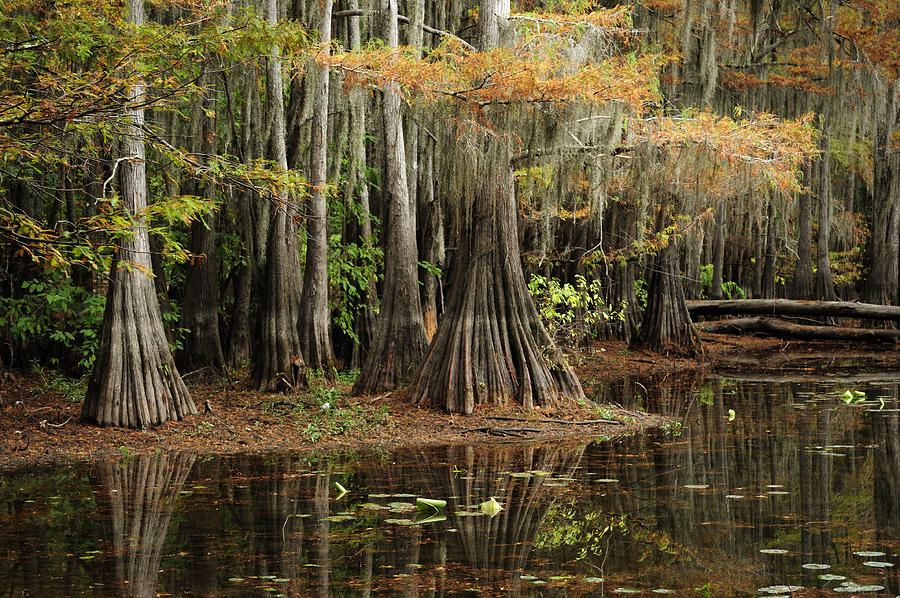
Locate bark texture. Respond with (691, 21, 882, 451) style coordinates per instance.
(352, 0, 428, 395)
(408, 166, 585, 413)
(298, 0, 337, 376)
(634, 234, 703, 356)
(82, 0, 196, 428)
(252, 0, 307, 392)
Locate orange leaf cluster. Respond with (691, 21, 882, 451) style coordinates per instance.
(639, 110, 819, 196)
(328, 41, 663, 115)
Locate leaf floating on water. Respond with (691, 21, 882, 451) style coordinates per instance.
(651, 590, 675, 594)
(759, 549, 790, 555)
(325, 514, 354, 522)
(684, 484, 709, 489)
(817, 574, 846, 581)
(479, 497, 503, 516)
(416, 497, 447, 511)
(853, 551, 886, 557)
(228, 577, 244, 582)
(383, 518, 412, 525)
(728, 409, 736, 421)
(78, 555, 95, 560)
(595, 478, 620, 483)
(801, 563, 830, 570)
(412, 512, 446, 525)
(613, 588, 640, 593)
(834, 583, 884, 592)
(862, 561, 894, 568)
(767, 491, 790, 495)
(584, 577, 604, 583)
(509, 472, 532, 478)
(725, 494, 744, 499)
(520, 575, 538, 580)
(758, 585, 803, 594)
(841, 389, 866, 404)
(334, 482, 348, 499)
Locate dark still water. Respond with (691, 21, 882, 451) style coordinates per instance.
(3, 374, 900, 597)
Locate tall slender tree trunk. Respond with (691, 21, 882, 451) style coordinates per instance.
(298, 0, 337, 377)
(814, 135, 836, 301)
(866, 80, 900, 305)
(419, 141, 443, 340)
(762, 201, 777, 298)
(352, 0, 428, 394)
(179, 71, 225, 374)
(711, 200, 726, 299)
(792, 171, 814, 299)
(82, 0, 196, 428)
(346, 0, 379, 370)
(252, 0, 307, 392)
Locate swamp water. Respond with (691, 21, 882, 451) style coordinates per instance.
(3, 373, 900, 596)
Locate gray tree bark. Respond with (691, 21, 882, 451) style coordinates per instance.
(298, 0, 337, 377)
(82, 0, 196, 428)
(352, 0, 428, 394)
(252, 0, 307, 392)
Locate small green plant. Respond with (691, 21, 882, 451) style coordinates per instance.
(699, 264, 746, 300)
(528, 274, 623, 347)
(32, 365, 87, 403)
(660, 420, 683, 437)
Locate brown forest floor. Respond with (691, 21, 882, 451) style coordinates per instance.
(2, 332, 898, 471)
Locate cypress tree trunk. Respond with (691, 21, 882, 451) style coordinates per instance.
(634, 213, 703, 356)
(711, 200, 726, 300)
(762, 201, 777, 298)
(179, 71, 225, 374)
(814, 131, 837, 301)
(409, 164, 585, 413)
(866, 81, 900, 305)
(792, 174, 814, 299)
(252, 0, 307, 392)
(82, 0, 196, 428)
(419, 141, 443, 340)
(346, 0, 379, 370)
(298, 0, 337, 376)
(352, 0, 428, 394)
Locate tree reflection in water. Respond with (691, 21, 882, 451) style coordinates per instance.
(90, 453, 195, 597)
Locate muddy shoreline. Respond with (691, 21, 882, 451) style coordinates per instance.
(2, 333, 896, 471)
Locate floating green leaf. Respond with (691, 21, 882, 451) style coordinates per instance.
(479, 497, 503, 516)
(416, 497, 447, 511)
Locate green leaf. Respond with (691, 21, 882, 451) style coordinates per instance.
(479, 497, 503, 516)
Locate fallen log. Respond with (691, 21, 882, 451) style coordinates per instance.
(686, 299, 900, 321)
(698, 317, 900, 343)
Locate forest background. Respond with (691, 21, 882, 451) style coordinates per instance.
(0, 0, 896, 427)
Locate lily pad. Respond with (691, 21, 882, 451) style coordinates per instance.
(801, 563, 830, 570)
(862, 561, 894, 568)
(479, 497, 503, 516)
(817, 574, 846, 581)
(759, 549, 790, 555)
(684, 484, 709, 489)
(853, 551, 886, 557)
